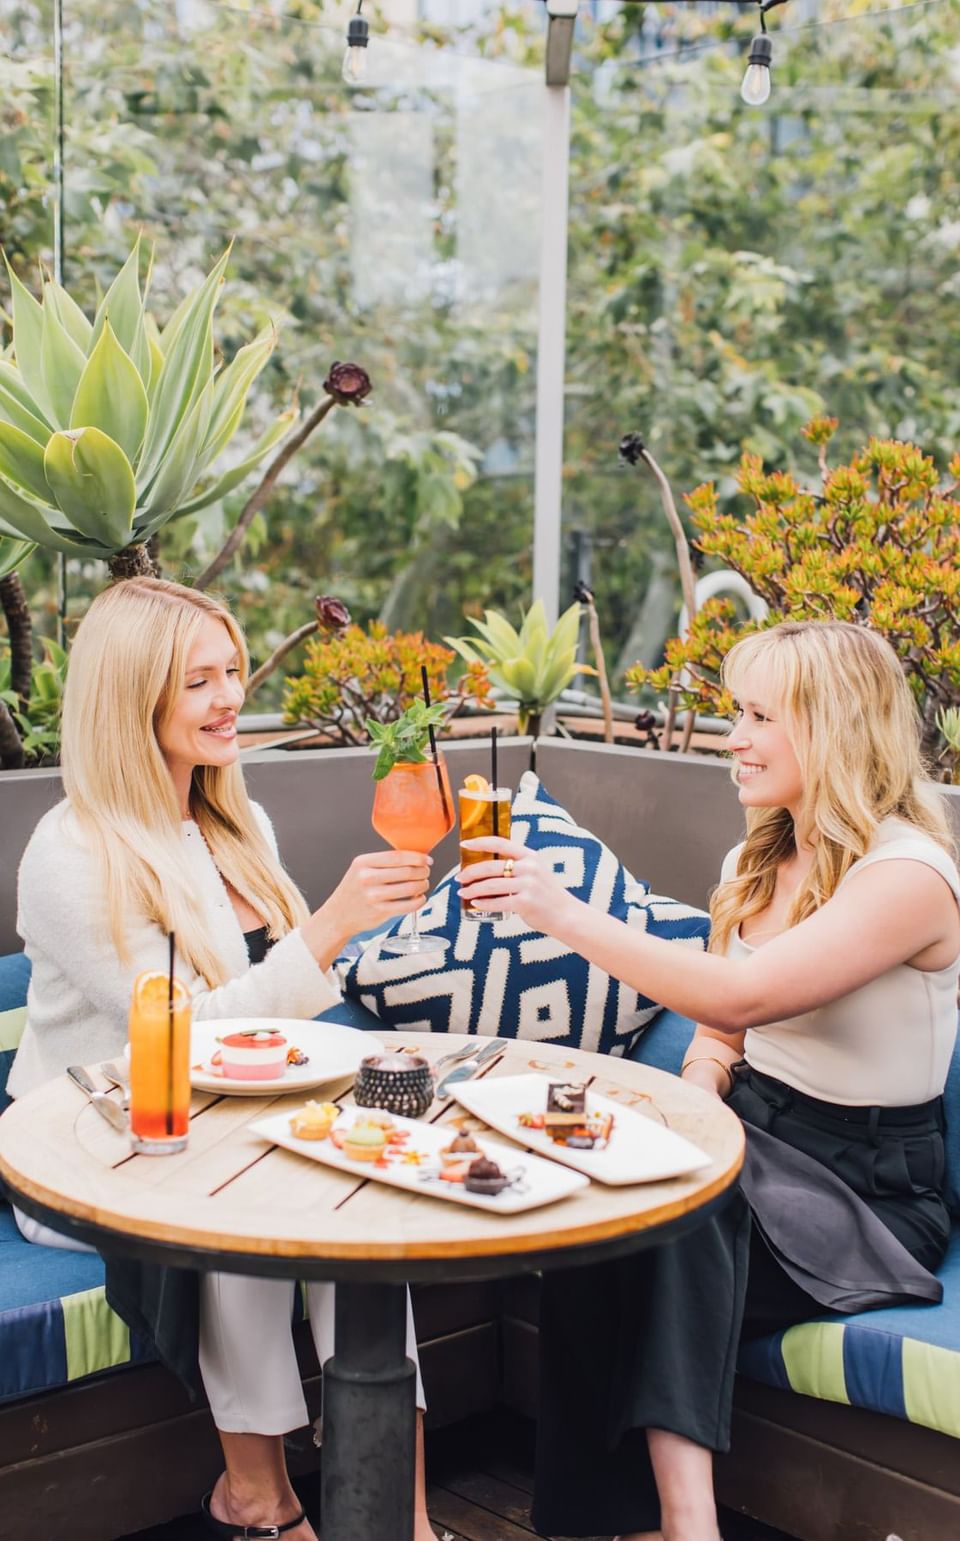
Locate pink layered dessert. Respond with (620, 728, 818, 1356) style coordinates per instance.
(219, 1029, 288, 1080)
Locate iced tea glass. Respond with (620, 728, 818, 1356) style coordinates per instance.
(372, 756, 455, 955)
(459, 784, 512, 922)
(128, 971, 192, 1154)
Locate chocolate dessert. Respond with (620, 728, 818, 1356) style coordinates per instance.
(441, 1131, 481, 1158)
(463, 1156, 510, 1195)
(544, 1082, 587, 1134)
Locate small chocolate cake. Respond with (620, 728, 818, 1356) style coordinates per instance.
(354, 1053, 434, 1118)
(545, 1081, 587, 1133)
(463, 1157, 510, 1196)
(441, 1131, 481, 1158)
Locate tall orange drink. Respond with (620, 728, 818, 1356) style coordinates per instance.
(459, 780, 512, 921)
(128, 971, 192, 1154)
(372, 756, 455, 955)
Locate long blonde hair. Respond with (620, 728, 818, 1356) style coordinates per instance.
(709, 620, 955, 955)
(61, 577, 309, 985)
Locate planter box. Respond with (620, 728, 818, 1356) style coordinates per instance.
(3, 738, 957, 955)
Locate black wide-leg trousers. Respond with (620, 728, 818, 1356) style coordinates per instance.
(530, 1070, 949, 1539)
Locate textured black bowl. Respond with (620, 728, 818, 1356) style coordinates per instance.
(353, 1053, 435, 1119)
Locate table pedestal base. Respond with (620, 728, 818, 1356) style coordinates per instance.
(321, 1282, 416, 1541)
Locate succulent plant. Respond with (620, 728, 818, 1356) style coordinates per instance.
(446, 599, 593, 735)
(0, 238, 293, 569)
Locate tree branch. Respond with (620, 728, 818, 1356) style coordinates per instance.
(0, 572, 33, 709)
(195, 396, 338, 591)
(0, 698, 24, 769)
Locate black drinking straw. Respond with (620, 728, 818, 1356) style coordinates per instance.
(166, 932, 176, 1138)
(491, 725, 499, 837)
(420, 665, 451, 824)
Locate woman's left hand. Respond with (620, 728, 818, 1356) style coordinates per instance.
(458, 835, 579, 937)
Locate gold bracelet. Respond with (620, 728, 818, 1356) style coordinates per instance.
(681, 1055, 735, 1091)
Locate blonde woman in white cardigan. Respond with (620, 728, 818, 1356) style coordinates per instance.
(11, 577, 437, 1541)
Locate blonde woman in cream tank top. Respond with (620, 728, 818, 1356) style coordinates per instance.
(459, 620, 960, 1541)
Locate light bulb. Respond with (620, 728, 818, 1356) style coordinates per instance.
(740, 34, 773, 106)
(342, 12, 369, 87)
(740, 63, 771, 105)
(342, 44, 368, 85)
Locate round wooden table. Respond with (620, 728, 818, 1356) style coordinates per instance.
(0, 1031, 744, 1541)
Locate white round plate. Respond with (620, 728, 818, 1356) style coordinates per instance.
(190, 1018, 384, 1096)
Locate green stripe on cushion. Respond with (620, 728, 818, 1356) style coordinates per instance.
(0, 1007, 26, 1053)
(902, 1338, 960, 1439)
(781, 1321, 850, 1405)
(62, 1286, 131, 1382)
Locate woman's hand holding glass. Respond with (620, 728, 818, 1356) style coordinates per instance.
(302, 849, 432, 965)
(457, 834, 578, 936)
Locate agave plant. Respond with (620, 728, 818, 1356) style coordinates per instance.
(446, 599, 593, 735)
(0, 239, 294, 572)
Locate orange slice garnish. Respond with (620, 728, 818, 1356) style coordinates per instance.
(460, 773, 492, 834)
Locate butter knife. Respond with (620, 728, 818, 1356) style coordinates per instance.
(435, 1039, 503, 1098)
(67, 1065, 129, 1134)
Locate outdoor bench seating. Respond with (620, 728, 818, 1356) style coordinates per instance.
(3, 937, 960, 1537)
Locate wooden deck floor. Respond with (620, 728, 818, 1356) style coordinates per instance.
(124, 1411, 796, 1541)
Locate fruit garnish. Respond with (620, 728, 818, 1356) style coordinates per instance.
(460, 773, 493, 833)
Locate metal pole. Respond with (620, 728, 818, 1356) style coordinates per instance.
(321, 1282, 416, 1541)
(531, 82, 571, 629)
(53, 0, 67, 643)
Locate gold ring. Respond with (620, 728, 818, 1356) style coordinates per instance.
(503, 858, 515, 880)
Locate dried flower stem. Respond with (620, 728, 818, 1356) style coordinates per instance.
(584, 597, 614, 744)
(195, 395, 337, 591)
(630, 444, 698, 752)
(245, 620, 319, 700)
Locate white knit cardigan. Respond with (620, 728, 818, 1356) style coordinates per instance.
(9, 799, 341, 1097)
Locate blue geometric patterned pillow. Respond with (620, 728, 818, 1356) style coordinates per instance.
(339, 772, 710, 1058)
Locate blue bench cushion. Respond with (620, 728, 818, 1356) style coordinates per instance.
(0, 952, 30, 1116)
(0, 1206, 155, 1403)
(739, 1224, 960, 1440)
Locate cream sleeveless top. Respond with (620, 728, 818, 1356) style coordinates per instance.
(721, 819, 960, 1107)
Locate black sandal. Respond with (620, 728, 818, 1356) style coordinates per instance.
(201, 1490, 307, 1540)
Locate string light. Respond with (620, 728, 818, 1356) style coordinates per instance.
(741, 0, 787, 107)
(741, 32, 773, 104)
(342, 0, 369, 86)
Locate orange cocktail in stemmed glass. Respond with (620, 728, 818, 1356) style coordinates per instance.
(372, 756, 455, 955)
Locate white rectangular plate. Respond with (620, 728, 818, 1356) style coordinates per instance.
(249, 1105, 590, 1214)
(451, 1073, 711, 1186)
(190, 1019, 384, 1096)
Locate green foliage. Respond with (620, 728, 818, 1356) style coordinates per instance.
(446, 599, 593, 733)
(282, 619, 492, 750)
(937, 707, 960, 784)
(0, 239, 290, 565)
(557, 0, 960, 677)
(5, 0, 960, 692)
(0, 633, 67, 764)
(366, 700, 450, 782)
(627, 423, 960, 758)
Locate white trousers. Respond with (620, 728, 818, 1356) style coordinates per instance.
(198, 1271, 426, 1436)
(13, 1205, 96, 1253)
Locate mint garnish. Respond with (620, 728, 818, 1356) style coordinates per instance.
(366, 701, 449, 781)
